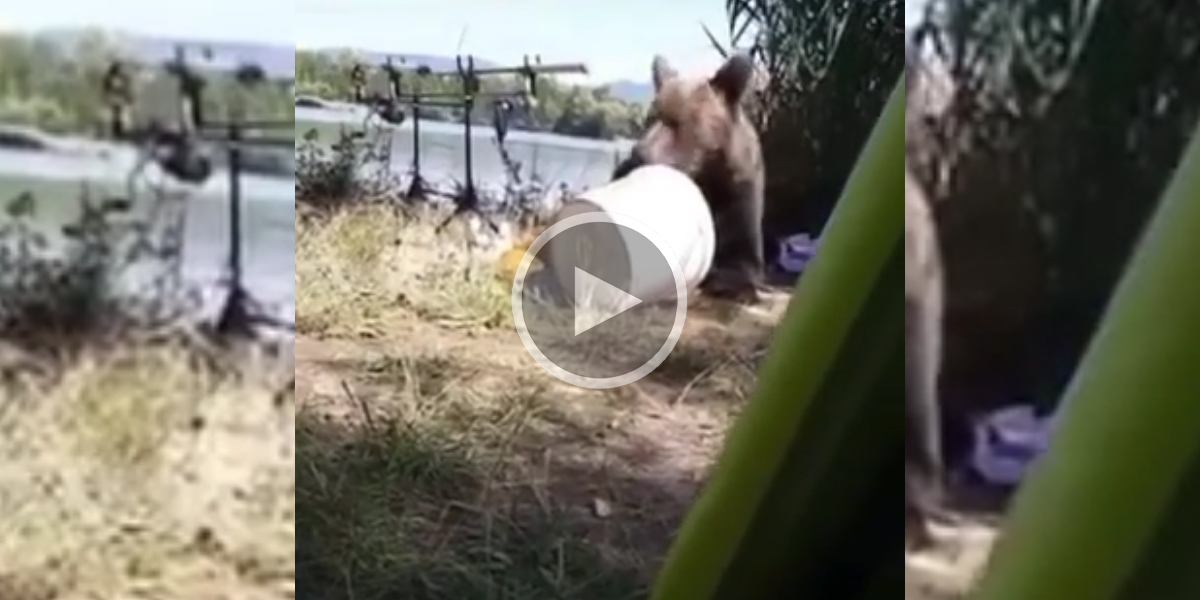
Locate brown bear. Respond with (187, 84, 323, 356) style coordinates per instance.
(905, 166, 946, 549)
(612, 53, 766, 303)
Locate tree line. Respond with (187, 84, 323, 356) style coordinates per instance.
(295, 49, 647, 141)
(0, 30, 292, 136)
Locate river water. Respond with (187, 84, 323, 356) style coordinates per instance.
(0, 109, 634, 333)
(0, 143, 295, 329)
(295, 105, 634, 196)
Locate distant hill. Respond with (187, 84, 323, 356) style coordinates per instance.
(603, 79, 654, 105)
(121, 34, 295, 80)
(37, 28, 295, 80)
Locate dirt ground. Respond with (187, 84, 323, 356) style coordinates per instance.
(294, 278, 781, 597)
(294, 204, 996, 599)
(906, 521, 998, 599)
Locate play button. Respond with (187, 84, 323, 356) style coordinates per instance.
(512, 209, 689, 389)
(573, 267, 643, 335)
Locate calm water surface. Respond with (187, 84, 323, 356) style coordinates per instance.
(295, 105, 633, 195)
(0, 109, 634, 331)
(0, 143, 294, 327)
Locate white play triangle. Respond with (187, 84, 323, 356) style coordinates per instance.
(574, 267, 643, 336)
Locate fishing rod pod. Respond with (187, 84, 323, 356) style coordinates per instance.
(99, 43, 295, 337)
(341, 52, 587, 225)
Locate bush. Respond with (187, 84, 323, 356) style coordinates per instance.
(295, 126, 403, 212)
(0, 187, 200, 356)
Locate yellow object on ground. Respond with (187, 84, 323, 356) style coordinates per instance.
(496, 230, 543, 288)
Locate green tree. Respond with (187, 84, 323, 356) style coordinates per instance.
(0, 30, 292, 135)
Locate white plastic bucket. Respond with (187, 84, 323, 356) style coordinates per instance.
(545, 165, 715, 305)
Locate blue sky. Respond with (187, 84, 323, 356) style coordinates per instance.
(2, 0, 734, 83)
(295, 0, 731, 82)
(906, 0, 929, 28)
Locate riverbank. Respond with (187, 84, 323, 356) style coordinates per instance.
(0, 173, 296, 598)
(0, 338, 294, 600)
(0, 148, 296, 334)
(295, 203, 788, 599)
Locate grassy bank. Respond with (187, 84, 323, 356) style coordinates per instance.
(295, 204, 781, 599)
(296, 204, 511, 337)
(0, 340, 294, 600)
(0, 183, 295, 599)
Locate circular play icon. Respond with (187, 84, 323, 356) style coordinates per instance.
(511, 210, 689, 389)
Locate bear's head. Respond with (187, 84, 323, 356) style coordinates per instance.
(616, 54, 760, 187)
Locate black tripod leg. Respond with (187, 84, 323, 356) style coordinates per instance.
(479, 211, 500, 234)
(434, 208, 462, 235)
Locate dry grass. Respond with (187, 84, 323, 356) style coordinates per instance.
(0, 341, 294, 600)
(296, 205, 512, 338)
(295, 204, 776, 600)
(905, 522, 998, 599)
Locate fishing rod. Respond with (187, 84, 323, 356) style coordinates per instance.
(345, 53, 587, 231)
(101, 44, 294, 338)
(351, 57, 471, 200)
(350, 57, 431, 199)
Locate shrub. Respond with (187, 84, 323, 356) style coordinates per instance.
(0, 187, 199, 355)
(295, 126, 403, 212)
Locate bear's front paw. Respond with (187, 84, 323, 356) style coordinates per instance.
(700, 270, 762, 305)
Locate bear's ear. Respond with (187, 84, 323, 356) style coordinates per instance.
(709, 54, 756, 106)
(651, 55, 678, 92)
